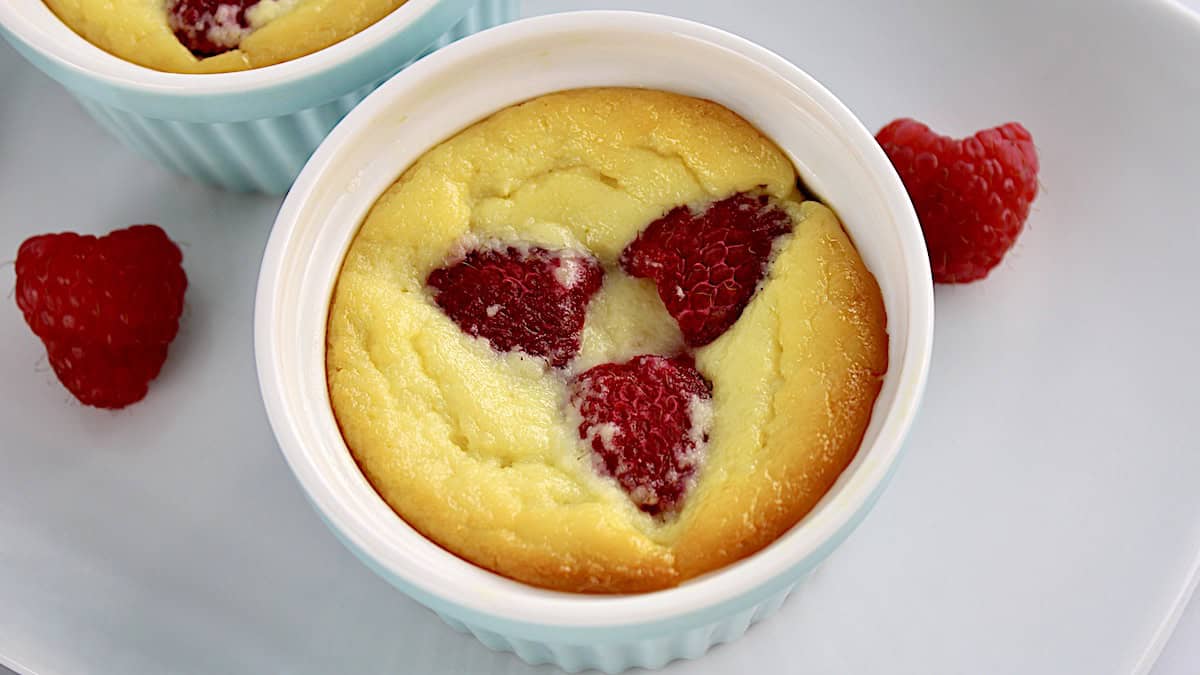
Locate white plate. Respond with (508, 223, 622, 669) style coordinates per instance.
(2, 1, 1198, 673)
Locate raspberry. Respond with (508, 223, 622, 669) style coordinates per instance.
(427, 244, 604, 368)
(621, 193, 792, 348)
(167, 0, 260, 56)
(15, 225, 188, 409)
(42, 340, 169, 411)
(876, 118, 1040, 283)
(569, 355, 713, 515)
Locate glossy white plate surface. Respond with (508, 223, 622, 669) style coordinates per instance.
(2, 1, 1198, 673)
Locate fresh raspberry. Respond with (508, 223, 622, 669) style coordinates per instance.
(569, 355, 713, 515)
(427, 244, 604, 368)
(621, 193, 793, 348)
(876, 118, 1040, 283)
(167, 0, 260, 56)
(15, 225, 188, 409)
(41, 340, 170, 411)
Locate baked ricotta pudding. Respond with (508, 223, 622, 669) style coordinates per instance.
(327, 88, 889, 593)
(43, 0, 408, 73)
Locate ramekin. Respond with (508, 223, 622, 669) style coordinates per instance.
(0, 0, 518, 194)
(255, 11, 935, 673)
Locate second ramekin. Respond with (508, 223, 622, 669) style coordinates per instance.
(0, 0, 518, 194)
(255, 11, 935, 673)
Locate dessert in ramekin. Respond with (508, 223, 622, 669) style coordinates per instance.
(0, 0, 517, 193)
(257, 12, 933, 672)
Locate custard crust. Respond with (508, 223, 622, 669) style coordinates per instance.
(44, 0, 407, 73)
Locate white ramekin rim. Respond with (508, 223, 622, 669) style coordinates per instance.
(0, 0, 458, 94)
(255, 10, 934, 631)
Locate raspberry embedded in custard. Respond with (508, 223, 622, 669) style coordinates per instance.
(427, 243, 604, 368)
(168, 0, 260, 57)
(569, 355, 714, 515)
(621, 192, 793, 348)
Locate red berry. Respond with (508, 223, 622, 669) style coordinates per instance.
(15, 225, 188, 409)
(876, 118, 1040, 283)
(167, 0, 260, 56)
(621, 193, 792, 347)
(569, 355, 713, 515)
(42, 340, 169, 411)
(427, 244, 604, 368)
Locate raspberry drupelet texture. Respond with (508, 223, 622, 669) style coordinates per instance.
(427, 244, 604, 368)
(876, 118, 1039, 283)
(168, 0, 261, 56)
(15, 225, 188, 409)
(621, 193, 793, 347)
(569, 354, 714, 515)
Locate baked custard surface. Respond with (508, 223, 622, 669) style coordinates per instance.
(44, 0, 407, 73)
(327, 88, 889, 593)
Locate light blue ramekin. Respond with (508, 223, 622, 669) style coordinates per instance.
(255, 11, 935, 673)
(0, 0, 519, 194)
